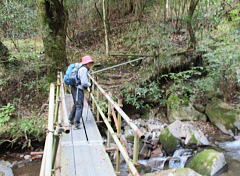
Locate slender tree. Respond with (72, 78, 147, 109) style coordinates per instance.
(103, 0, 109, 56)
(37, 0, 68, 80)
(187, 0, 200, 49)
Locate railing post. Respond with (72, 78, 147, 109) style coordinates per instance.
(59, 72, 70, 133)
(52, 73, 61, 169)
(133, 133, 140, 164)
(54, 73, 61, 123)
(116, 98, 122, 174)
(51, 134, 60, 168)
(92, 79, 95, 114)
(107, 92, 112, 148)
(96, 88, 100, 122)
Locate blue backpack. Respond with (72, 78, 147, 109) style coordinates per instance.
(64, 63, 82, 86)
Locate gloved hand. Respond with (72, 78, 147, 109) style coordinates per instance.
(89, 79, 93, 87)
(87, 87, 91, 93)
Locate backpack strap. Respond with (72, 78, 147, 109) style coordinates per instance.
(74, 63, 83, 86)
(82, 64, 88, 70)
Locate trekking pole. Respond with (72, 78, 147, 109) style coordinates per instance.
(86, 87, 91, 121)
(76, 88, 88, 141)
(82, 95, 89, 141)
(81, 114, 88, 141)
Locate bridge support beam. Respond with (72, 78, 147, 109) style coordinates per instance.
(116, 99, 122, 173)
(96, 88, 100, 122)
(133, 134, 140, 164)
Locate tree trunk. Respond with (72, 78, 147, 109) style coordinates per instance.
(163, 0, 167, 23)
(0, 40, 10, 67)
(187, 0, 199, 49)
(135, 0, 142, 17)
(37, 0, 68, 80)
(102, 0, 109, 56)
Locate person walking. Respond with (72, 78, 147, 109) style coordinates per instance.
(68, 55, 94, 129)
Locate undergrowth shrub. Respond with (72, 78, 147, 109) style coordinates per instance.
(0, 103, 15, 127)
(122, 81, 163, 109)
(0, 115, 45, 148)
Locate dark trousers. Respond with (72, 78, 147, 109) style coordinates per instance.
(68, 86, 84, 125)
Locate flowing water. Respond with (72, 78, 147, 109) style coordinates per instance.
(138, 148, 193, 172)
(120, 142, 240, 176)
(2, 140, 240, 176)
(216, 139, 240, 176)
(0, 156, 41, 176)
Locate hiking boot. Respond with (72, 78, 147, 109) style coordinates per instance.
(68, 120, 74, 125)
(74, 124, 81, 130)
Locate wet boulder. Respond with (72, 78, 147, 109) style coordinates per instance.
(159, 127, 180, 154)
(143, 168, 201, 176)
(187, 149, 226, 176)
(206, 99, 240, 136)
(159, 121, 209, 154)
(0, 160, 13, 176)
(136, 163, 152, 175)
(167, 94, 207, 122)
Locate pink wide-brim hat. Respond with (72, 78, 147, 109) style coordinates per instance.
(81, 55, 94, 65)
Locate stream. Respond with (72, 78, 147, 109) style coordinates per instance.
(134, 139, 240, 176)
(216, 139, 240, 176)
(0, 155, 41, 176)
(115, 118, 240, 176)
(1, 140, 240, 176)
(1, 133, 240, 175)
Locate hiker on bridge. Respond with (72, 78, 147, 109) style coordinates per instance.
(66, 55, 94, 129)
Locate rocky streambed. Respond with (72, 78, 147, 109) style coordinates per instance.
(119, 115, 240, 176)
(1, 98, 240, 176)
(0, 153, 41, 176)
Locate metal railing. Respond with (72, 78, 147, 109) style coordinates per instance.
(40, 72, 144, 176)
(40, 72, 70, 176)
(88, 74, 144, 176)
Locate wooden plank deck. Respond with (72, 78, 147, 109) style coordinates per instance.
(59, 94, 116, 176)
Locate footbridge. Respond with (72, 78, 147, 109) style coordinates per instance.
(39, 72, 144, 176)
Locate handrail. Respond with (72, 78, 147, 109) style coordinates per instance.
(88, 74, 145, 176)
(89, 74, 144, 139)
(40, 83, 55, 176)
(59, 72, 70, 133)
(40, 72, 144, 176)
(90, 93, 140, 176)
(40, 73, 70, 176)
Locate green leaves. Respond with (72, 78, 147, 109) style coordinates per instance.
(0, 1, 38, 39)
(98, 100, 108, 114)
(123, 81, 163, 109)
(229, 3, 240, 22)
(162, 67, 203, 82)
(0, 103, 15, 127)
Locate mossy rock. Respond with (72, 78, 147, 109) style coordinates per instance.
(167, 94, 206, 122)
(206, 99, 240, 135)
(187, 149, 226, 176)
(136, 164, 152, 175)
(159, 127, 179, 154)
(143, 168, 201, 176)
(187, 130, 201, 145)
